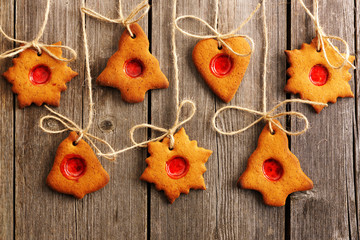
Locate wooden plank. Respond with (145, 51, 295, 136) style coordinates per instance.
(150, 0, 286, 239)
(14, 0, 83, 239)
(289, 0, 358, 239)
(76, 0, 148, 239)
(0, 0, 14, 239)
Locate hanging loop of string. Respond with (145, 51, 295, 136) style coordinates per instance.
(81, 0, 150, 37)
(298, 0, 355, 69)
(212, 99, 327, 136)
(39, 0, 116, 161)
(0, 0, 77, 62)
(98, 100, 196, 158)
(174, 2, 261, 57)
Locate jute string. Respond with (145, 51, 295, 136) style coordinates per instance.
(212, 0, 327, 136)
(174, 2, 260, 57)
(0, 0, 77, 62)
(80, 0, 150, 38)
(98, 0, 197, 158)
(39, 0, 116, 161)
(298, 0, 355, 69)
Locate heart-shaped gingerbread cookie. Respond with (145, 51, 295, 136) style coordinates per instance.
(192, 37, 251, 103)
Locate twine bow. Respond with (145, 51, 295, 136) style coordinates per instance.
(298, 0, 355, 69)
(0, 0, 77, 62)
(81, 0, 150, 37)
(174, 3, 261, 57)
(212, 99, 328, 136)
(99, 100, 196, 158)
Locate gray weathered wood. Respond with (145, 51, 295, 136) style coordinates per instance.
(0, 0, 14, 239)
(150, 0, 286, 239)
(290, 0, 358, 239)
(77, 0, 148, 239)
(14, 0, 83, 239)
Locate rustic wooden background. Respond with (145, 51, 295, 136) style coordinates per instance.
(0, 0, 358, 239)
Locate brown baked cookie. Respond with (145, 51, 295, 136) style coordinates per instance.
(2, 42, 78, 108)
(285, 37, 355, 113)
(238, 120, 313, 207)
(140, 128, 212, 203)
(192, 37, 251, 103)
(97, 23, 169, 103)
(47, 131, 110, 199)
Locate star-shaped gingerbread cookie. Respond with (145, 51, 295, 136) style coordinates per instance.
(285, 37, 355, 113)
(238, 120, 313, 207)
(97, 23, 169, 103)
(140, 128, 212, 203)
(2, 42, 78, 108)
(47, 132, 110, 199)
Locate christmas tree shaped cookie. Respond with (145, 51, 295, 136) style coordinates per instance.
(47, 132, 110, 199)
(285, 37, 355, 113)
(140, 128, 212, 203)
(238, 121, 313, 207)
(192, 37, 251, 103)
(2, 42, 78, 108)
(97, 23, 169, 103)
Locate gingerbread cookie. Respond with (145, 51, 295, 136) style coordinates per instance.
(140, 128, 212, 203)
(238, 120, 313, 207)
(285, 37, 355, 113)
(192, 37, 251, 103)
(47, 131, 110, 199)
(97, 23, 169, 103)
(2, 42, 78, 108)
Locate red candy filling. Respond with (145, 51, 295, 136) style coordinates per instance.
(309, 64, 329, 86)
(210, 54, 233, 77)
(60, 154, 86, 180)
(165, 157, 189, 179)
(29, 65, 51, 85)
(262, 159, 283, 181)
(124, 59, 144, 78)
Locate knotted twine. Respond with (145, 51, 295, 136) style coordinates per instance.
(98, 0, 198, 159)
(0, 0, 77, 62)
(81, 0, 150, 38)
(212, 0, 327, 136)
(174, 0, 261, 57)
(39, 0, 116, 161)
(298, 0, 355, 69)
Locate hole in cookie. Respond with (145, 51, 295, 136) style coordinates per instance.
(29, 64, 51, 85)
(210, 54, 233, 77)
(165, 156, 189, 179)
(262, 159, 283, 181)
(218, 45, 223, 50)
(131, 34, 136, 39)
(124, 59, 144, 78)
(72, 141, 78, 146)
(309, 64, 328, 86)
(37, 52, 42, 56)
(60, 154, 86, 180)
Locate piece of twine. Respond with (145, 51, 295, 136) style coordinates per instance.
(80, 0, 150, 38)
(298, 0, 355, 69)
(39, 0, 116, 161)
(174, 0, 261, 57)
(0, 0, 76, 62)
(212, 0, 327, 136)
(98, 0, 197, 158)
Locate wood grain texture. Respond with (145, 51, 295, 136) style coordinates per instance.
(77, 0, 148, 239)
(150, 0, 286, 239)
(0, 0, 14, 239)
(289, 0, 358, 239)
(14, 0, 83, 239)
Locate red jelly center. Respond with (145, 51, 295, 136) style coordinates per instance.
(309, 64, 329, 86)
(210, 54, 233, 77)
(124, 59, 144, 78)
(29, 65, 51, 85)
(165, 157, 189, 179)
(60, 154, 86, 180)
(262, 159, 283, 181)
